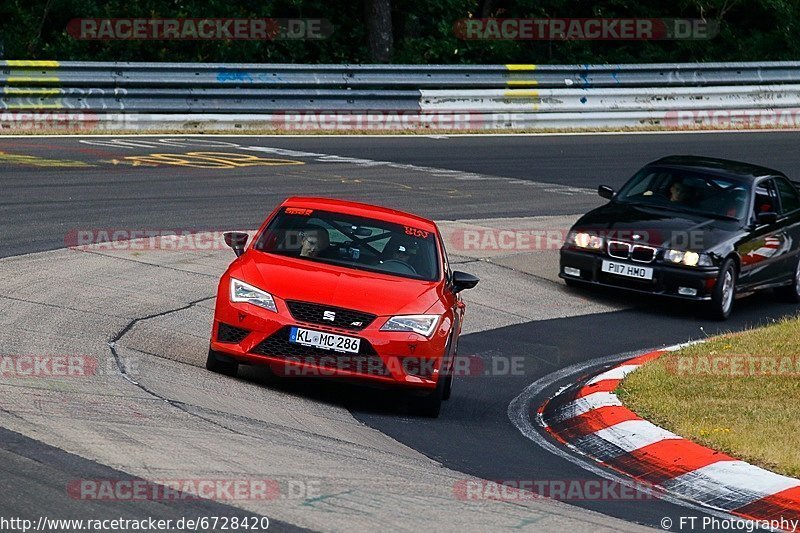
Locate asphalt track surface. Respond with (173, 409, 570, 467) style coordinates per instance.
(6, 131, 800, 258)
(2, 131, 800, 531)
(0, 427, 303, 532)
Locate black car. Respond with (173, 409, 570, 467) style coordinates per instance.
(560, 156, 800, 319)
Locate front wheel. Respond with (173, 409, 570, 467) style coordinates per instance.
(206, 348, 239, 377)
(409, 378, 445, 417)
(776, 255, 800, 303)
(442, 373, 453, 401)
(707, 259, 736, 320)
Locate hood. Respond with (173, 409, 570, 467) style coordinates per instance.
(573, 202, 741, 251)
(234, 251, 441, 316)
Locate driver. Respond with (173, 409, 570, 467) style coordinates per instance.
(386, 235, 417, 263)
(299, 225, 330, 257)
(669, 180, 689, 203)
(392, 244, 412, 262)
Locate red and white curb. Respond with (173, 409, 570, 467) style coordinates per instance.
(539, 347, 800, 528)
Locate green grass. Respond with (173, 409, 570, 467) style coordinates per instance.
(617, 317, 800, 477)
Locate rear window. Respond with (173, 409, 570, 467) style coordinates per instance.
(254, 208, 440, 281)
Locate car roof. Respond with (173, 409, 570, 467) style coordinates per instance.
(647, 155, 785, 182)
(281, 197, 438, 232)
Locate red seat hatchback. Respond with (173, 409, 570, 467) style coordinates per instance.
(208, 197, 479, 417)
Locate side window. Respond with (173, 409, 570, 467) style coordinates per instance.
(625, 172, 659, 196)
(752, 179, 779, 219)
(775, 177, 800, 214)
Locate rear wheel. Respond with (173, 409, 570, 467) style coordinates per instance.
(707, 259, 736, 320)
(206, 348, 239, 377)
(776, 255, 800, 303)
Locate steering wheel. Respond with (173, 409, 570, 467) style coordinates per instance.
(380, 259, 417, 275)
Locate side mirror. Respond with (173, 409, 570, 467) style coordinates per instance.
(452, 270, 479, 293)
(598, 185, 615, 200)
(224, 231, 249, 257)
(756, 211, 779, 226)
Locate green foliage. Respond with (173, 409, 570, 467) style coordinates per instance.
(1, 0, 799, 63)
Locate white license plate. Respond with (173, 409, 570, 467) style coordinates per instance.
(601, 260, 654, 280)
(289, 327, 361, 354)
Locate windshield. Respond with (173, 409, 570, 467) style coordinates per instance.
(254, 207, 440, 281)
(615, 167, 749, 220)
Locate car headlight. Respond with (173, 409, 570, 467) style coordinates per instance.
(568, 231, 603, 250)
(380, 315, 440, 337)
(664, 250, 713, 267)
(229, 278, 277, 312)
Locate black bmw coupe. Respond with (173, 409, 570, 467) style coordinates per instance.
(560, 156, 800, 319)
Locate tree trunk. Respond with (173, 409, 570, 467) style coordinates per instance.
(364, 0, 393, 62)
(479, 0, 494, 18)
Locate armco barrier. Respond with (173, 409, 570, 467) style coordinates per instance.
(3, 60, 800, 130)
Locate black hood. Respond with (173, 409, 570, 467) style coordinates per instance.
(572, 202, 742, 251)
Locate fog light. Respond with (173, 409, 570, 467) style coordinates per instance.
(678, 287, 698, 296)
(564, 267, 581, 277)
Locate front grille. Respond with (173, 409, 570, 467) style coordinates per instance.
(251, 326, 390, 376)
(630, 245, 656, 263)
(607, 241, 630, 259)
(286, 301, 376, 331)
(607, 240, 657, 263)
(217, 323, 251, 344)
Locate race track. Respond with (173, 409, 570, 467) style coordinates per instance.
(2, 131, 798, 532)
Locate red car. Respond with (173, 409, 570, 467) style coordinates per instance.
(208, 197, 479, 416)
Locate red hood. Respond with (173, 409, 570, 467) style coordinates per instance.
(234, 252, 442, 316)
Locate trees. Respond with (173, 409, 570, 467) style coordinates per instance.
(0, 0, 798, 64)
(364, 0, 394, 62)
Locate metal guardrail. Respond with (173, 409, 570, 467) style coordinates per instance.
(3, 60, 800, 130)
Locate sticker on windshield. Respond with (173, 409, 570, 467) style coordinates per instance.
(404, 226, 430, 239)
(285, 207, 314, 216)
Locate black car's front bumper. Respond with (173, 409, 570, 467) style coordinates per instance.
(559, 248, 719, 301)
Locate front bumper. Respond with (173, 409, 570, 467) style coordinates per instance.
(210, 294, 447, 391)
(559, 248, 719, 301)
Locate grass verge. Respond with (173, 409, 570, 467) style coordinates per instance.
(617, 316, 800, 478)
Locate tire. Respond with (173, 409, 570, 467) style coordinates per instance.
(776, 255, 800, 303)
(442, 373, 453, 401)
(707, 259, 737, 320)
(206, 348, 239, 377)
(409, 379, 445, 418)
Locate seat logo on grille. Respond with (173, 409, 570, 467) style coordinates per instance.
(323, 311, 336, 321)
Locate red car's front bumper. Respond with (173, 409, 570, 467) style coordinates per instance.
(210, 289, 450, 391)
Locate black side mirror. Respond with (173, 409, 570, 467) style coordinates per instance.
(598, 185, 615, 200)
(452, 270, 479, 293)
(224, 231, 249, 257)
(756, 211, 779, 226)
